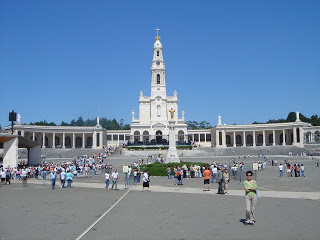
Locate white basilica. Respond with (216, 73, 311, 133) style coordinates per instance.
(130, 33, 188, 145)
(2, 32, 320, 151)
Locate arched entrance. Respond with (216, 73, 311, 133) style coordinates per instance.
(315, 131, 320, 143)
(178, 130, 184, 143)
(65, 137, 71, 148)
(87, 137, 92, 148)
(143, 131, 149, 143)
(55, 136, 60, 147)
(236, 135, 242, 146)
(246, 135, 253, 146)
(76, 137, 82, 148)
(269, 134, 273, 145)
(226, 135, 231, 146)
(156, 130, 162, 144)
(134, 131, 140, 142)
(257, 134, 263, 145)
(280, 133, 286, 145)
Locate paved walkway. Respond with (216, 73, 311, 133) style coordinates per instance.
(27, 179, 320, 201)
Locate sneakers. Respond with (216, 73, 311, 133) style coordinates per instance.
(245, 220, 254, 225)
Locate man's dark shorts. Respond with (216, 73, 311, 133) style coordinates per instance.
(204, 179, 210, 184)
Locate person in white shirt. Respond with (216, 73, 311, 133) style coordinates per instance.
(301, 164, 305, 177)
(1, 170, 6, 185)
(142, 170, 150, 191)
(111, 169, 119, 190)
(105, 170, 110, 191)
(60, 169, 66, 188)
(279, 164, 284, 177)
(212, 166, 218, 183)
(20, 168, 28, 184)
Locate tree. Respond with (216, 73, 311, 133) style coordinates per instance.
(60, 121, 68, 126)
(186, 120, 212, 129)
(30, 120, 56, 126)
(76, 117, 84, 126)
(286, 112, 296, 122)
(311, 115, 320, 126)
(70, 119, 76, 126)
(252, 112, 320, 126)
(199, 121, 212, 129)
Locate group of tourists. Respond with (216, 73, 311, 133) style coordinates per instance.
(279, 160, 305, 177)
(104, 168, 120, 191)
(0, 152, 115, 190)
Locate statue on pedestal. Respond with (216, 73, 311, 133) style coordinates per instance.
(296, 111, 301, 122)
(169, 108, 175, 120)
(17, 114, 21, 124)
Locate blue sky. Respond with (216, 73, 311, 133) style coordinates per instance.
(1, 0, 319, 128)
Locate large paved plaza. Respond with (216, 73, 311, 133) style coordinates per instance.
(1, 153, 320, 240)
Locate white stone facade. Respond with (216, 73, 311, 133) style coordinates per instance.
(130, 34, 188, 144)
(211, 114, 319, 148)
(9, 124, 107, 149)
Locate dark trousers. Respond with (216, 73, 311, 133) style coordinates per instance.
(218, 179, 224, 194)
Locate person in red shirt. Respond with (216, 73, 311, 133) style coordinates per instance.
(203, 166, 212, 191)
(176, 168, 182, 185)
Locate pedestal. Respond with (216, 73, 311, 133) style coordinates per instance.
(166, 120, 180, 163)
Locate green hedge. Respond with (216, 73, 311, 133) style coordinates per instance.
(137, 162, 207, 176)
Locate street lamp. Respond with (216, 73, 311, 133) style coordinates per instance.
(9, 110, 17, 135)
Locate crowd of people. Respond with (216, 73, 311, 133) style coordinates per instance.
(0, 153, 113, 188)
(279, 160, 305, 177)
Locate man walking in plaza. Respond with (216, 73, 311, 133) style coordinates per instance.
(216, 167, 224, 194)
(49, 171, 57, 190)
(166, 166, 172, 179)
(60, 169, 66, 188)
(41, 167, 47, 184)
(111, 169, 119, 190)
(203, 166, 212, 191)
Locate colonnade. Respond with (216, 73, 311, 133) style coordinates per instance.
(215, 127, 303, 148)
(18, 130, 104, 149)
(189, 133, 212, 146)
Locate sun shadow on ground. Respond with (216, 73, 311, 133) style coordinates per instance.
(239, 219, 247, 225)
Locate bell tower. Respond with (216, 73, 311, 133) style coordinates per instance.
(151, 28, 166, 98)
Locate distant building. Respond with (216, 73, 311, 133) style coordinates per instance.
(4, 34, 320, 149)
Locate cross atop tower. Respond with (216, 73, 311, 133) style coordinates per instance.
(155, 28, 160, 36)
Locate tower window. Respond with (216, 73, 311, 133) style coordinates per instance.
(157, 74, 160, 84)
(157, 51, 159, 56)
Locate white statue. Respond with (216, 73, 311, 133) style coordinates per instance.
(218, 115, 222, 125)
(17, 114, 21, 124)
(174, 90, 177, 97)
(140, 91, 143, 97)
(182, 110, 185, 120)
(97, 116, 100, 126)
(132, 110, 135, 119)
(296, 111, 301, 122)
(157, 105, 161, 117)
